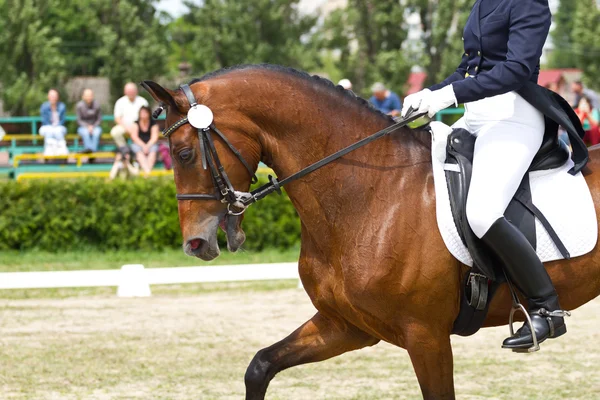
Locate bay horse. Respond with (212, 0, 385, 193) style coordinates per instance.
(143, 64, 600, 400)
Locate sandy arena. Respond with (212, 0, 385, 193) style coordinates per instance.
(1, 285, 599, 399)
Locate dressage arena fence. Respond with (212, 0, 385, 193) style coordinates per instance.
(0, 263, 301, 297)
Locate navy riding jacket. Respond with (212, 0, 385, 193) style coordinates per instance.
(430, 0, 552, 104)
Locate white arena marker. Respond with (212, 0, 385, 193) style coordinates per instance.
(117, 264, 151, 298)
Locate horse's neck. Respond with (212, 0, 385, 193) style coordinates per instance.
(258, 97, 431, 244)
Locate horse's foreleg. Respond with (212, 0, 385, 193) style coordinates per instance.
(244, 311, 379, 400)
(405, 325, 455, 400)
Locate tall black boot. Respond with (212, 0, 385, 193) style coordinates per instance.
(481, 218, 569, 350)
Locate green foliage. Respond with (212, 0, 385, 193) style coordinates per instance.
(314, 0, 471, 96)
(0, 177, 300, 252)
(0, 0, 67, 115)
(168, 0, 318, 75)
(0, 0, 168, 115)
(573, 0, 600, 88)
(406, 0, 472, 87)
(93, 0, 169, 98)
(549, 0, 578, 69)
(314, 0, 411, 95)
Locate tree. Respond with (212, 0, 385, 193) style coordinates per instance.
(0, 0, 169, 115)
(548, 0, 578, 68)
(315, 0, 471, 96)
(93, 0, 169, 98)
(168, 0, 318, 77)
(0, 0, 67, 115)
(572, 0, 600, 88)
(406, 0, 472, 87)
(315, 0, 411, 95)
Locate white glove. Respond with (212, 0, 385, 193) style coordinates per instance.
(402, 85, 458, 119)
(401, 89, 431, 118)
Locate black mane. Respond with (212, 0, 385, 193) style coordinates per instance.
(188, 64, 395, 123)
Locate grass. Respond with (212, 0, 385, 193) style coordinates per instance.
(0, 247, 300, 272)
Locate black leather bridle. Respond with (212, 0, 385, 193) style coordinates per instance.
(156, 84, 260, 215)
(145, 82, 425, 216)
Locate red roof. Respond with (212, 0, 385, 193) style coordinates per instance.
(537, 68, 580, 87)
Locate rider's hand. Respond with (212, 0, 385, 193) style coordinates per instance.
(424, 85, 458, 118)
(402, 86, 457, 119)
(401, 89, 431, 118)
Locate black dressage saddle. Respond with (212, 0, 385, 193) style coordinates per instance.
(444, 123, 571, 336)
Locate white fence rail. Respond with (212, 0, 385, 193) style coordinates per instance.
(0, 263, 300, 297)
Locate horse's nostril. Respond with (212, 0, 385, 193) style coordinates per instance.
(189, 239, 203, 250)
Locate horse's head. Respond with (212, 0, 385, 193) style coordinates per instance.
(142, 80, 262, 260)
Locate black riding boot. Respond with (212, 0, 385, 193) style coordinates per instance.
(481, 218, 568, 350)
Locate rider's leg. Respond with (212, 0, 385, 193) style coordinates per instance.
(465, 93, 567, 349)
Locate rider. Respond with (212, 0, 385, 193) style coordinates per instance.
(402, 0, 568, 350)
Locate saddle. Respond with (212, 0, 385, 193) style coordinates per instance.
(445, 124, 571, 336)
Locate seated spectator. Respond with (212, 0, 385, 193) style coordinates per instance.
(575, 96, 600, 146)
(110, 82, 148, 147)
(129, 106, 159, 177)
(572, 81, 600, 110)
(369, 83, 402, 117)
(76, 89, 102, 153)
(40, 89, 68, 155)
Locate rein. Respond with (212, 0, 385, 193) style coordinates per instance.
(149, 82, 424, 215)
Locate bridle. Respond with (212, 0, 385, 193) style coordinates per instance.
(157, 84, 260, 215)
(146, 82, 425, 216)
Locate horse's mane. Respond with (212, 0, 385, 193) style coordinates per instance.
(188, 64, 396, 124)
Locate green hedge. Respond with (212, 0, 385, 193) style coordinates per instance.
(0, 177, 300, 252)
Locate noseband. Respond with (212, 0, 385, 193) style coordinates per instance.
(148, 82, 425, 216)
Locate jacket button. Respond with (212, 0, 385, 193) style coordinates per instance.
(465, 53, 469, 56)
(475, 66, 479, 71)
(478, 51, 481, 56)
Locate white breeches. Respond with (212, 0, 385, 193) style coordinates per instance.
(452, 91, 545, 239)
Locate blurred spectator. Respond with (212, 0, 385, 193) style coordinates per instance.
(129, 106, 159, 177)
(40, 89, 68, 156)
(110, 82, 148, 147)
(338, 79, 353, 90)
(575, 96, 600, 146)
(0, 124, 5, 141)
(572, 81, 600, 110)
(76, 89, 102, 153)
(369, 82, 402, 117)
(109, 146, 139, 180)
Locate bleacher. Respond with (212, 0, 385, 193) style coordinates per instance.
(0, 109, 463, 181)
(0, 114, 168, 181)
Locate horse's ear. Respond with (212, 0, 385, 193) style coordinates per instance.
(140, 80, 178, 109)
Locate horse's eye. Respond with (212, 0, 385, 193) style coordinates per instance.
(179, 149, 193, 162)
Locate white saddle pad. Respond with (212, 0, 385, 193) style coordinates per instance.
(430, 121, 598, 266)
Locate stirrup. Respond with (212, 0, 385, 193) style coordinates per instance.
(508, 302, 540, 353)
(504, 274, 540, 353)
